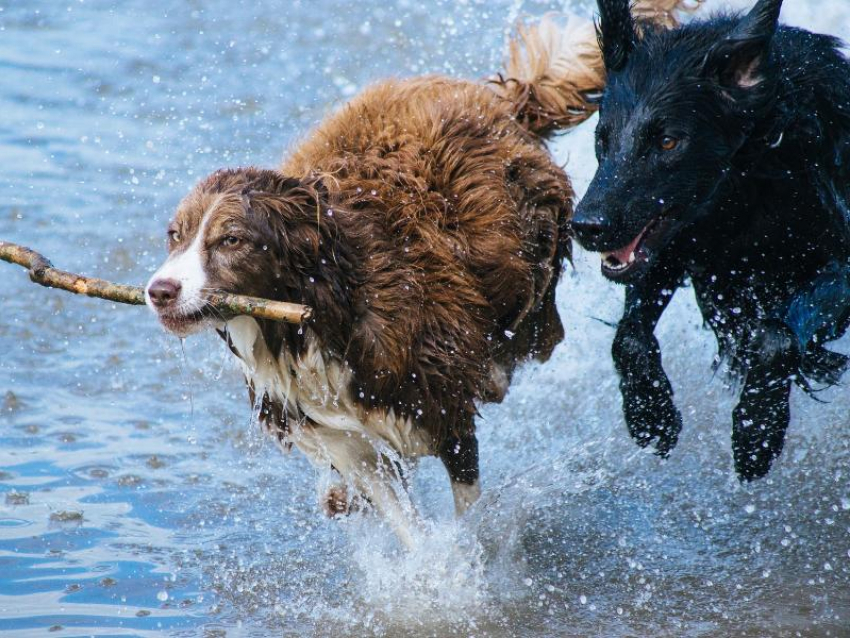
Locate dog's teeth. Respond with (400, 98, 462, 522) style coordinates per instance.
(603, 259, 626, 271)
(628, 252, 635, 264)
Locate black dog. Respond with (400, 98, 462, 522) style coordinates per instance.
(572, 0, 850, 480)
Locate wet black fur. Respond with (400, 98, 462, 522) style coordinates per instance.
(574, 0, 850, 480)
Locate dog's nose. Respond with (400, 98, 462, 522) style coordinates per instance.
(571, 215, 609, 243)
(147, 278, 182, 308)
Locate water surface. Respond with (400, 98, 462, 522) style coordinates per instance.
(1, 1, 848, 636)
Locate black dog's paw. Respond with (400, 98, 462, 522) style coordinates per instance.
(613, 325, 683, 457)
(621, 381, 683, 458)
(732, 320, 797, 480)
(731, 385, 791, 481)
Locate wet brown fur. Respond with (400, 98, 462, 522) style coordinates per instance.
(166, 4, 697, 454)
(200, 76, 575, 445)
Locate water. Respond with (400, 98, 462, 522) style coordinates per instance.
(0, 0, 848, 636)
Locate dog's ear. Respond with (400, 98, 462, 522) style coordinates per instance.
(596, 0, 636, 72)
(239, 170, 300, 199)
(701, 0, 782, 92)
(302, 175, 328, 201)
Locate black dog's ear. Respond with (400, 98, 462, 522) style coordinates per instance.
(701, 0, 782, 92)
(596, 0, 636, 72)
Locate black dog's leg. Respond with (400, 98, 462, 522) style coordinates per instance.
(613, 270, 684, 456)
(732, 320, 799, 481)
(438, 431, 480, 515)
(785, 261, 850, 383)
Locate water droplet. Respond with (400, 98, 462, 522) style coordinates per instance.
(157, 590, 168, 602)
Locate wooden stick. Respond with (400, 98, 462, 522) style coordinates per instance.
(0, 240, 312, 325)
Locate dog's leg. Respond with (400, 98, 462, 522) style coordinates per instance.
(785, 261, 850, 383)
(316, 431, 420, 549)
(733, 262, 850, 481)
(438, 431, 480, 516)
(613, 270, 684, 456)
(347, 467, 419, 550)
(319, 479, 370, 518)
(322, 482, 352, 517)
(732, 320, 799, 481)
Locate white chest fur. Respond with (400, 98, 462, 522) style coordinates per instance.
(221, 316, 435, 469)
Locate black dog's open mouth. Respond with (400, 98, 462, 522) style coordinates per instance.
(600, 215, 673, 280)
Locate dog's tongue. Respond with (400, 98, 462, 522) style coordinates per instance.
(605, 232, 642, 264)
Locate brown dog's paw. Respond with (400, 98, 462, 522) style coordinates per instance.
(322, 485, 371, 518)
(322, 485, 350, 518)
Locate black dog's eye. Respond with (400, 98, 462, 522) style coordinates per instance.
(167, 229, 181, 243)
(220, 235, 241, 248)
(658, 135, 680, 151)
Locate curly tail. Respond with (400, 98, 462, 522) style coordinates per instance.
(490, 0, 705, 138)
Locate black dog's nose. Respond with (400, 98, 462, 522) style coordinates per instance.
(147, 279, 181, 308)
(571, 215, 609, 243)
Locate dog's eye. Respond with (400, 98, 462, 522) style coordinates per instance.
(167, 230, 181, 243)
(220, 235, 241, 248)
(658, 135, 680, 151)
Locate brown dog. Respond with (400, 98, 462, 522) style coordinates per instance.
(145, 2, 695, 547)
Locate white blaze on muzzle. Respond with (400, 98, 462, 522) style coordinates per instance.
(145, 208, 213, 316)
